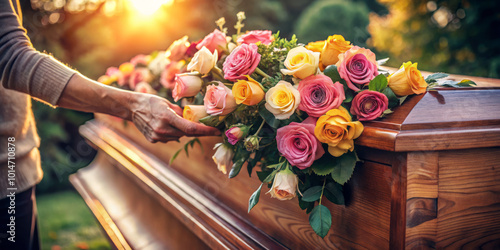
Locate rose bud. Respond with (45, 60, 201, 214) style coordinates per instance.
(350, 90, 389, 121)
(196, 29, 228, 55)
(212, 143, 234, 174)
(183, 105, 209, 123)
(244, 135, 261, 152)
(388, 61, 428, 96)
(225, 124, 250, 145)
(172, 73, 203, 102)
(187, 46, 218, 75)
(267, 168, 299, 201)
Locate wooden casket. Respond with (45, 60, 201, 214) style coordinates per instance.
(70, 74, 500, 249)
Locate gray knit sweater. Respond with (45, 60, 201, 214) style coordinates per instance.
(0, 0, 76, 198)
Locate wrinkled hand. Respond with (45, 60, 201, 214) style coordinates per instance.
(131, 93, 220, 143)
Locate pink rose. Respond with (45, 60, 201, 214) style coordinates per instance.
(336, 46, 378, 91)
(350, 90, 388, 121)
(196, 29, 227, 54)
(167, 36, 190, 61)
(130, 54, 150, 66)
(160, 61, 183, 89)
(129, 68, 153, 90)
(223, 43, 261, 81)
(204, 82, 237, 115)
(172, 73, 203, 102)
(276, 117, 325, 169)
(298, 75, 345, 117)
(106, 67, 120, 77)
(237, 30, 273, 45)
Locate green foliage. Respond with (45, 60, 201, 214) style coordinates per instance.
(331, 151, 358, 185)
(302, 186, 323, 202)
(294, 0, 371, 45)
(324, 182, 345, 205)
(309, 205, 332, 238)
(248, 184, 263, 213)
(257, 32, 298, 77)
(169, 138, 202, 165)
(324, 65, 354, 103)
(369, 0, 500, 78)
(368, 74, 388, 92)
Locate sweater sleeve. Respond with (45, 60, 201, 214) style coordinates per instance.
(0, 0, 76, 106)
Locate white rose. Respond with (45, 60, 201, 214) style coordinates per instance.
(212, 143, 234, 174)
(280, 46, 320, 79)
(267, 168, 299, 201)
(187, 46, 218, 75)
(264, 81, 300, 120)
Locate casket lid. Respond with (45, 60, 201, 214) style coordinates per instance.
(356, 73, 500, 152)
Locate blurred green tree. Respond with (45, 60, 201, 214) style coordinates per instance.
(368, 0, 500, 78)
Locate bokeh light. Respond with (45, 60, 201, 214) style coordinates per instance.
(128, 0, 172, 16)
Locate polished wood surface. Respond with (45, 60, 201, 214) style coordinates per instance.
(71, 73, 500, 249)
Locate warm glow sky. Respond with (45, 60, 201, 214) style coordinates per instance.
(128, 0, 172, 16)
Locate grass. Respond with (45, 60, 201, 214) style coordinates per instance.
(37, 190, 111, 250)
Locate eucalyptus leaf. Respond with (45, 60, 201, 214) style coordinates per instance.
(302, 186, 323, 202)
(309, 205, 332, 238)
(425, 72, 448, 82)
(331, 151, 357, 185)
(248, 184, 263, 213)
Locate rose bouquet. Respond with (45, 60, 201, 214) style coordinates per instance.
(98, 12, 475, 238)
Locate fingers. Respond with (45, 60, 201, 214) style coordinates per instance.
(169, 115, 221, 137)
(167, 103, 184, 117)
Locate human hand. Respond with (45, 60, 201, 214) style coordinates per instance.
(130, 93, 221, 143)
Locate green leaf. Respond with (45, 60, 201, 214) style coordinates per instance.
(368, 74, 388, 92)
(458, 79, 476, 86)
(256, 171, 271, 182)
(343, 86, 354, 103)
(248, 184, 263, 213)
(331, 151, 357, 185)
(302, 186, 323, 202)
(324, 182, 345, 205)
(229, 144, 251, 178)
(399, 95, 408, 105)
(263, 167, 280, 183)
(382, 87, 399, 109)
(323, 65, 343, 83)
(258, 105, 280, 128)
(309, 205, 332, 238)
(311, 154, 336, 176)
(199, 115, 222, 127)
(169, 149, 182, 165)
(247, 150, 263, 177)
(425, 72, 448, 82)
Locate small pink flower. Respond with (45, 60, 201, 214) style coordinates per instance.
(106, 67, 120, 77)
(204, 82, 237, 116)
(225, 125, 250, 145)
(298, 74, 345, 117)
(336, 46, 378, 91)
(223, 43, 261, 81)
(172, 73, 203, 102)
(129, 68, 153, 90)
(350, 90, 388, 121)
(237, 30, 273, 45)
(276, 117, 325, 169)
(134, 82, 157, 94)
(196, 29, 227, 54)
(130, 54, 150, 66)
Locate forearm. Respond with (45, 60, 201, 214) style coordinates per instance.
(57, 73, 138, 120)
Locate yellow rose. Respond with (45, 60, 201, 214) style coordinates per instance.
(97, 75, 116, 85)
(264, 81, 301, 120)
(388, 61, 428, 96)
(321, 35, 353, 67)
(280, 46, 320, 79)
(183, 105, 208, 123)
(305, 40, 325, 53)
(118, 62, 134, 75)
(314, 107, 364, 157)
(232, 76, 265, 106)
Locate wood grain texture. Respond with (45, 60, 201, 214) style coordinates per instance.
(437, 148, 500, 249)
(91, 115, 394, 249)
(390, 152, 407, 250)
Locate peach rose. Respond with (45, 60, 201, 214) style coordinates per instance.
(183, 105, 209, 123)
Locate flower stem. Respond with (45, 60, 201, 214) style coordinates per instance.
(254, 67, 272, 79)
(319, 179, 326, 205)
(254, 119, 266, 136)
